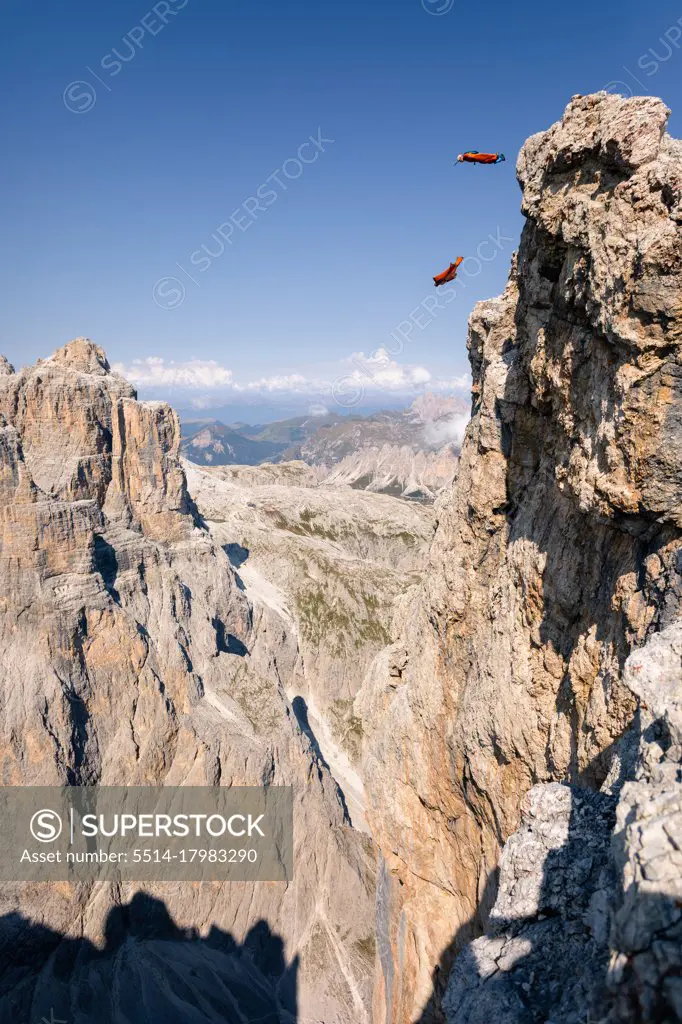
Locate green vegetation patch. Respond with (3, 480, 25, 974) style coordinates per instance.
(294, 585, 391, 656)
(295, 587, 353, 655)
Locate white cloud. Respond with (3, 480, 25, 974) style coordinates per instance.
(424, 412, 470, 448)
(113, 351, 471, 406)
(308, 403, 329, 416)
(444, 373, 472, 391)
(347, 348, 433, 391)
(188, 395, 217, 410)
(112, 357, 233, 389)
(237, 373, 312, 394)
(346, 350, 471, 396)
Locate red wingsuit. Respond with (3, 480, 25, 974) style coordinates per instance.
(434, 257, 464, 287)
(457, 151, 505, 165)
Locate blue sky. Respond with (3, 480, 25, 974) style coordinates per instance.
(1, 0, 682, 417)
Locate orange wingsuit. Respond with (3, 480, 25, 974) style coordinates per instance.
(457, 152, 505, 165)
(434, 257, 464, 287)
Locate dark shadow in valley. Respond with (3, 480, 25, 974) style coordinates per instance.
(63, 689, 91, 786)
(224, 542, 250, 570)
(184, 490, 209, 531)
(223, 543, 250, 592)
(226, 634, 249, 656)
(291, 696, 323, 762)
(291, 696, 352, 825)
(0, 892, 298, 1024)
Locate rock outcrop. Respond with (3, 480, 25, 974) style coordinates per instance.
(606, 623, 682, 1021)
(361, 93, 682, 1022)
(0, 340, 376, 1023)
(443, 783, 617, 1023)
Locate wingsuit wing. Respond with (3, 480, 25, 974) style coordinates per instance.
(434, 257, 464, 287)
(460, 152, 505, 165)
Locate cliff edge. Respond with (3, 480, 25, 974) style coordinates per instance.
(361, 92, 682, 1022)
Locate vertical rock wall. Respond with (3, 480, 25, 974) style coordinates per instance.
(0, 340, 376, 1023)
(361, 93, 682, 1022)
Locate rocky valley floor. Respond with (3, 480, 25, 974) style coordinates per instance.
(184, 460, 435, 832)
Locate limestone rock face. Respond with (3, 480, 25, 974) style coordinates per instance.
(0, 339, 135, 504)
(361, 93, 682, 1022)
(0, 342, 376, 1023)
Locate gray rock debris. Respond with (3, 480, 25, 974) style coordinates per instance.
(444, 621, 682, 1023)
(606, 622, 682, 1023)
(443, 784, 616, 1024)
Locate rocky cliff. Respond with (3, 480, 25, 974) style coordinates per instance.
(3, 91, 682, 1024)
(0, 340, 376, 1023)
(361, 93, 682, 1022)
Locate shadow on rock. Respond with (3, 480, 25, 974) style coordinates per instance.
(414, 783, 618, 1024)
(0, 892, 298, 1023)
(414, 711, 682, 1024)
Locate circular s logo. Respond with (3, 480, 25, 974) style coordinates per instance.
(30, 809, 63, 843)
(63, 81, 97, 114)
(421, 0, 455, 14)
(332, 374, 365, 409)
(153, 276, 186, 310)
(603, 81, 635, 99)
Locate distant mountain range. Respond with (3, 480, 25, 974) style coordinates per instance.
(179, 422, 287, 465)
(180, 394, 470, 501)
